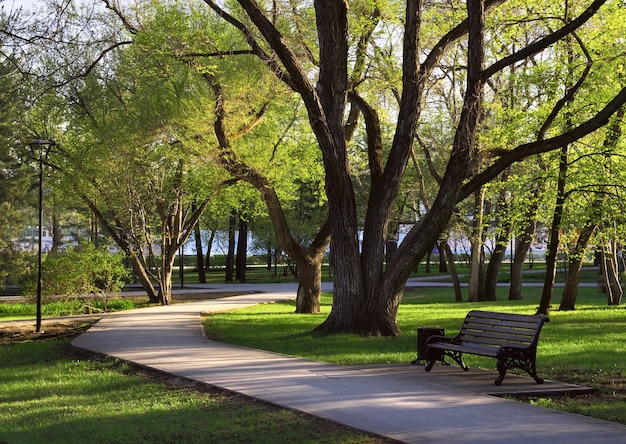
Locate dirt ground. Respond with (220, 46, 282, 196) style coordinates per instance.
(0, 318, 98, 345)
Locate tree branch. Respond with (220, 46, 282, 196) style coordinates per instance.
(459, 86, 626, 200)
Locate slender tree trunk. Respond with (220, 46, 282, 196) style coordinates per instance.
(128, 253, 159, 303)
(159, 250, 176, 305)
(485, 233, 508, 301)
(438, 242, 447, 272)
(193, 214, 206, 284)
(442, 240, 463, 302)
(538, 145, 568, 315)
(225, 212, 236, 282)
(468, 189, 485, 302)
(559, 223, 596, 310)
(509, 206, 538, 300)
(90, 215, 99, 245)
(51, 213, 62, 254)
(485, 174, 511, 301)
(601, 242, 624, 306)
(236, 218, 248, 283)
(205, 229, 215, 270)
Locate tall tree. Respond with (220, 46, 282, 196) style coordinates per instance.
(205, 0, 626, 335)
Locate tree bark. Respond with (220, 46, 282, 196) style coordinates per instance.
(485, 234, 507, 301)
(600, 243, 624, 306)
(537, 145, 568, 315)
(236, 217, 247, 283)
(468, 189, 485, 302)
(193, 208, 206, 284)
(205, 229, 215, 270)
(225, 212, 236, 282)
(438, 242, 447, 272)
(509, 194, 540, 300)
(51, 212, 62, 254)
(559, 222, 596, 310)
(485, 174, 511, 301)
(441, 240, 463, 302)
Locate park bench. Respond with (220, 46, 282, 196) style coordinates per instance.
(424, 310, 550, 386)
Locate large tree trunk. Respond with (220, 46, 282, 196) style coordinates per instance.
(295, 253, 324, 313)
(304, 0, 365, 332)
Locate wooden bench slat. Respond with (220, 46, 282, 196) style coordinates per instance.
(464, 317, 544, 330)
(466, 310, 544, 322)
(461, 324, 537, 339)
(459, 334, 531, 348)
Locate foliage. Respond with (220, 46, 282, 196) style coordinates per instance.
(0, 58, 35, 289)
(21, 245, 129, 311)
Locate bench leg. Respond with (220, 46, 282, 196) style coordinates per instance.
(495, 359, 507, 386)
(496, 356, 545, 385)
(527, 362, 544, 384)
(445, 350, 468, 371)
(425, 349, 467, 373)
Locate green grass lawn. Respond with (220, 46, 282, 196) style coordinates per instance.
(0, 297, 149, 322)
(3, 279, 625, 435)
(0, 339, 389, 444)
(204, 286, 626, 424)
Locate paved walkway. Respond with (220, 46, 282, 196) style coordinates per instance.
(71, 283, 626, 443)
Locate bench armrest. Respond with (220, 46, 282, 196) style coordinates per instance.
(425, 335, 455, 346)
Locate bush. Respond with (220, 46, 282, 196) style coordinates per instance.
(22, 245, 130, 312)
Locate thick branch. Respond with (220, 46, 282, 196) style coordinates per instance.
(459, 87, 626, 200)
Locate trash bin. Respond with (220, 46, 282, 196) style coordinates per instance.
(411, 327, 444, 364)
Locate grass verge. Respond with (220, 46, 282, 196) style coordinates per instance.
(204, 286, 626, 425)
(0, 336, 393, 444)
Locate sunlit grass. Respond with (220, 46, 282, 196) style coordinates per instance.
(207, 286, 626, 368)
(0, 340, 386, 444)
(204, 286, 626, 424)
(0, 298, 147, 321)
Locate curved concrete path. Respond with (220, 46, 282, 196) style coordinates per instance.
(71, 283, 626, 443)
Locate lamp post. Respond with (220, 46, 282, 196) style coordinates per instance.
(30, 139, 55, 334)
